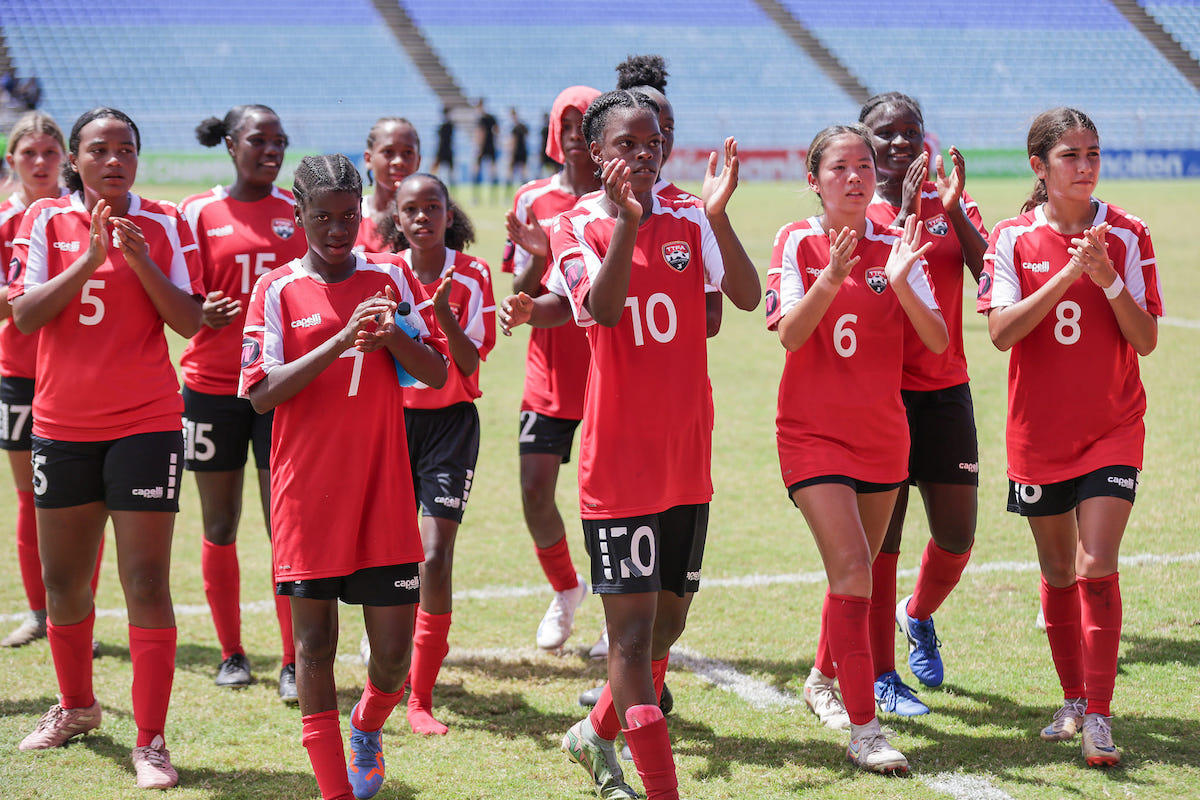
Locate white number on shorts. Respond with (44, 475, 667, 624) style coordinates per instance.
(31, 453, 48, 496)
(1054, 300, 1081, 345)
(623, 293, 678, 346)
(833, 313, 858, 357)
(236, 253, 277, 294)
(518, 411, 537, 443)
(0, 403, 30, 440)
(79, 279, 106, 325)
(183, 419, 216, 462)
(339, 349, 364, 397)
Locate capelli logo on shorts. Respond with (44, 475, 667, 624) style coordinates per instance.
(1107, 475, 1136, 490)
(393, 577, 420, 590)
(434, 495, 462, 509)
(53, 240, 80, 252)
(959, 462, 979, 473)
(290, 313, 321, 328)
(131, 486, 164, 499)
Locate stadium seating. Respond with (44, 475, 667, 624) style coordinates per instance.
(1143, 2, 1200, 62)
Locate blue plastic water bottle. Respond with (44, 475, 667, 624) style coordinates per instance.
(393, 301, 422, 387)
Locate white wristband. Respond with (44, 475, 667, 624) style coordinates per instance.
(1103, 275, 1124, 300)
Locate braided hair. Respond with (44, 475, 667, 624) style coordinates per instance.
(581, 89, 659, 148)
(858, 92, 923, 127)
(292, 153, 362, 210)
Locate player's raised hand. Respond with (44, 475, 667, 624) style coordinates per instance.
(499, 291, 534, 336)
(432, 267, 456, 315)
(900, 151, 927, 220)
(201, 290, 242, 329)
(505, 209, 549, 259)
(1069, 222, 1115, 285)
(934, 146, 967, 211)
(342, 292, 395, 352)
(601, 157, 641, 220)
(885, 214, 933, 284)
(111, 216, 150, 266)
(825, 225, 860, 282)
(701, 137, 740, 217)
(357, 287, 399, 352)
(82, 199, 111, 270)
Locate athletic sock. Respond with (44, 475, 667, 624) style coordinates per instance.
(535, 535, 579, 593)
(15, 490, 43, 609)
(201, 540, 242, 659)
(1078, 572, 1121, 717)
(908, 541, 972, 620)
(622, 704, 678, 800)
(407, 609, 451, 734)
(1040, 577, 1086, 699)
(302, 709, 353, 800)
(814, 590, 836, 677)
(275, 590, 295, 666)
(652, 655, 669, 701)
(588, 682, 622, 741)
(827, 593, 873, 726)
(353, 678, 406, 732)
(128, 624, 176, 746)
(48, 609, 95, 708)
(870, 551, 899, 677)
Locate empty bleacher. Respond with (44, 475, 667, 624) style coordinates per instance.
(1143, 1, 1200, 61)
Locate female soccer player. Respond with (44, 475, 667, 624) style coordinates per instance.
(240, 154, 448, 800)
(381, 172, 495, 735)
(501, 85, 600, 652)
(979, 108, 1160, 767)
(510, 88, 760, 800)
(0, 112, 84, 649)
(767, 123, 946, 774)
(12, 107, 204, 790)
(858, 92, 988, 711)
(358, 118, 420, 253)
(180, 104, 307, 698)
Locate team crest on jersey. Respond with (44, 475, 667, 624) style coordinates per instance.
(865, 267, 888, 294)
(662, 241, 690, 272)
(563, 256, 586, 290)
(925, 214, 949, 237)
(764, 288, 779, 319)
(272, 218, 296, 240)
(240, 337, 261, 369)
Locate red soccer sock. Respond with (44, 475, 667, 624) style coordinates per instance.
(870, 551, 899, 677)
(1040, 577, 1085, 699)
(588, 682, 622, 741)
(129, 625, 176, 746)
(202, 540, 242, 659)
(814, 590, 836, 678)
(535, 535, 579, 593)
(827, 593, 874, 726)
(652, 655, 669, 701)
(48, 609, 95, 708)
(623, 704, 678, 800)
(407, 609, 451, 735)
(1079, 573, 1121, 716)
(275, 591, 295, 665)
(15, 490, 43, 609)
(302, 710, 353, 800)
(908, 541, 972, 620)
(353, 678, 406, 732)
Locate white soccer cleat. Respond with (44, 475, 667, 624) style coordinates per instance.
(846, 718, 908, 775)
(536, 573, 586, 650)
(1040, 697, 1086, 742)
(588, 626, 609, 660)
(803, 667, 850, 730)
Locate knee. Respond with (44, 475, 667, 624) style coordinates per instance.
(294, 627, 338, 666)
(203, 519, 238, 546)
(652, 610, 689, 652)
(121, 565, 172, 610)
(367, 640, 411, 688)
(421, 546, 454, 584)
(609, 618, 655, 663)
(828, 556, 873, 597)
(519, 473, 555, 516)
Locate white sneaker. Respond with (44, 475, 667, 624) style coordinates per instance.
(588, 626, 609, 660)
(2, 609, 47, 647)
(1082, 713, 1121, 766)
(1040, 697, 1086, 741)
(536, 573, 586, 650)
(846, 718, 908, 775)
(803, 667, 850, 730)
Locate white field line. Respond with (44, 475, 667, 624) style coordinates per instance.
(1161, 315, 1200, 329)
(923, 773, 1018, 800)
(5, 550, 1198, 624)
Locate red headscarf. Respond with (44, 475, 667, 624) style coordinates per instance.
(545, 85, 601, 165)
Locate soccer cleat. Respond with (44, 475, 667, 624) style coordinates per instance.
(579, 685, 603, 707)
(1081, 713, 1120, 766)
(2, 609, 47, 647)
(347, 703, 386, 798)
(1040, 697, 1086, 742)
(896, 594, 944, 688)
(131, 735, 179, 789)
(19, 700, 102, 750)
(278, 663, 298, 705)
(537, 573, 587, 650)
(561, 717, 637, 800)
(874, 670, 929, 716)
(659, 683, 674, 716)
(803, 667, 850, 730)
(215, 652, 252, 688)
(1035, 607, 1046, 631)
(588, 627, 609, 660)
(846, 718, 909, 775)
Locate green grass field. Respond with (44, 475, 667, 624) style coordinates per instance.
(1, 176, 1197, 799)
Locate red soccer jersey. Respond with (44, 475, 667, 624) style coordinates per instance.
(239, 253, 449, 581)
(868, 183, 986, 391)
(355, 196, 388, 254)
(0, 191, 52, 379)
(10, 193, 203, 440)
(179, 185, 308, 395)
(504, 174, 592, 420)
(550, 193, 724, 519)
(767, 217, 940, 485)
(400, 248, 495, 410)
(978, 200, 1162, 484)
